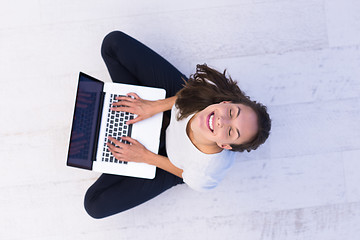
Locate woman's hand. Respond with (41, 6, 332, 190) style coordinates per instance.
(107, 136, 151, 164)
(111, 92, 159, 125)
(107, 136, 184, 178)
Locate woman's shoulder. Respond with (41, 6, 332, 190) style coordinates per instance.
(183, 151, 236, 192)
(209, 150, 235, 171)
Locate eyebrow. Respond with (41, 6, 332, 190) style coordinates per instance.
(236, 129, 240, 140)
(235, 106, 241, 139)
(236, 106, 240, 118)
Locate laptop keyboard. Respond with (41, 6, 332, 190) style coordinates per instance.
(102, 94, 134, 164)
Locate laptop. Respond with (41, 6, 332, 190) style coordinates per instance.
(67, 72, 166, 179)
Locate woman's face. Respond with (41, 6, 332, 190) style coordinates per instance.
(189, 101, 259, 150)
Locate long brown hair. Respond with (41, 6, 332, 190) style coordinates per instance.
(175, 64, 271, 152)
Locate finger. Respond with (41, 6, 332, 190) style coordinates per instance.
(108, 136, 120, 144)
(110, 106, 134, 113)
(107, 140, 127, 153)
(108, 136, 127, 148)
(126, 92, 140, 100)
(120, 136, 138, 144)
(126, 116, 142, 125)
(107, 147, 124, 161)
(115, 95, 136, 102)
(106, 142, 122, 153)
(112, 100, 134, 107)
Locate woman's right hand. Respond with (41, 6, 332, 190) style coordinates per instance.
(111, 92, 160, 125)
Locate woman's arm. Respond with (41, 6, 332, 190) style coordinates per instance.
(107, 136, 183, 178)
(152, 95, 177, 114)
(112, 94, 177, 125)
(145, 150, 183, 178)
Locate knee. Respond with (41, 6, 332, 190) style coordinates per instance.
(101, 31, 128, 57)
(83, 189, 107, 219)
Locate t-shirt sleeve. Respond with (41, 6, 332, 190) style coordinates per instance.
(182, 170, 219, 192)
(181, 153, 235, 192)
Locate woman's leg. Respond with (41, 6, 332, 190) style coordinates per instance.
(101, 30, 187, 149)
(84, 31, 185, 218)
(84, 168, 183, 219)
(101, 31, 187, 98)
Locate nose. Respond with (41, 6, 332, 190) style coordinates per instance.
(217, 116, 230, 128)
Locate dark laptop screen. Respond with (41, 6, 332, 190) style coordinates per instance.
(67, 73, 104, 170)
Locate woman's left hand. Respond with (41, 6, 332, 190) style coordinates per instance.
(107, 136, 151, 164)
(112, 93, 159, 125)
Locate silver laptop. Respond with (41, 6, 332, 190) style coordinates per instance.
(67, 72, 166, 179)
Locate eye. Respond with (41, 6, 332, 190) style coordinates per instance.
(229, 128, 232, 136)
(229, 109, 232, 117)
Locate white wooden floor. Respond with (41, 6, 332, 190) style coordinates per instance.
(1, 0, 360, 239)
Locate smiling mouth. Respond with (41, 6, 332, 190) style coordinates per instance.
(208, 112, 214, 132)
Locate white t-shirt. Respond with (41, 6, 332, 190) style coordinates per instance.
(166, 105, 235, 192)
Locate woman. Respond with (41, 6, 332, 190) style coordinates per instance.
(84, 31, 271, 218)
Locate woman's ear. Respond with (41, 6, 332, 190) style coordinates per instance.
(222, 144, 233, 150)
(217, 142, 233, 150)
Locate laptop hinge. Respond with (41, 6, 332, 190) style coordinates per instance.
(92, 91, 105, 161)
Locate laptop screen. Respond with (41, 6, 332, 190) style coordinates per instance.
(67, 73, 104, 170)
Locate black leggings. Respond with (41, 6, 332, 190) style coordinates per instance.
(84, 31, 186, 219)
